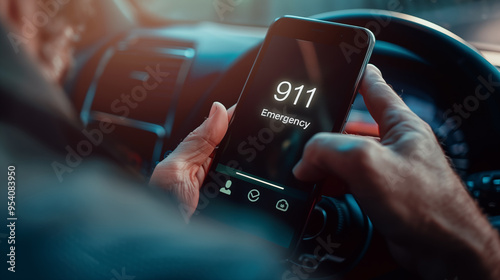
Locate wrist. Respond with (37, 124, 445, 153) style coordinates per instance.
(446, 203, 500, 280)
(413, 189, 500, 279)
(475, 226, 500, 280)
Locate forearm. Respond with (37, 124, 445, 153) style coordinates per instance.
(482, 228, 500, 280)
(461, 219, 500, 280)
(394, 184, 500, 280)
(422, 195, 500, 280)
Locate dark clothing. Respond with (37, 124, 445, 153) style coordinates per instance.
(0, 21, 280, 280)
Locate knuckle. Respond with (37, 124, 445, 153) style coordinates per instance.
(385, 107, 432, 134)
(168, 160, 186, 173)
(303, 133, 329, 162)
(390, 118, 428, 141)
(371, 80, 392, 93)
(348, 139, 379, 170)
(151, 160, 187, 189)
(400, 121, 434, 144)
(302, 132, 338, 167)
(185, 128, 217, 150)
(383, 108, 406, 128)
(308, 132, 330, 147)
(161, 155, 187, 172)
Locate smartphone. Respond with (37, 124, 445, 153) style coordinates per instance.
(196, 16, 374, 258)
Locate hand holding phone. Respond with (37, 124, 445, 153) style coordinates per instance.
(197, 16, 375, 258)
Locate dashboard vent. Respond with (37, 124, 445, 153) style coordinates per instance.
(90, 50, 185, 124)
(81, 37, 195, 133)
(79, 36, 195, 174)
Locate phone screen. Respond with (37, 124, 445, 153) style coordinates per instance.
(198, 18, 373, 254)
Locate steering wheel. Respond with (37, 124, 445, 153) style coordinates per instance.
(204, 9, 500, 279)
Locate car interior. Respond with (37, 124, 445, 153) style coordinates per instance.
(64, 0, 500, 278)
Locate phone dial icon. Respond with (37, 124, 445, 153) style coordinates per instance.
(276, 199, 289, 212)
(248, 189, 260, 202)
(220, 180, 232, 196)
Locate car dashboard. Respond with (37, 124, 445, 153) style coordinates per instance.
(70, 19, 500, 216)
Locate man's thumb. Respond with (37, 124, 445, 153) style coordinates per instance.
(170, 102, 229, 166)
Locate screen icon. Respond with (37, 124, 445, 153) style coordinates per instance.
(248, 189, 260, 202)
(276, 199, 289, 212)
(220, 180, 232, 196)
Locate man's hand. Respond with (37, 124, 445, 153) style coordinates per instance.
(150, 102, 234, 218)
(293, 64, 500, 279)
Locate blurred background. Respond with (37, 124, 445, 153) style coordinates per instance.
(138, 1, 496, 30)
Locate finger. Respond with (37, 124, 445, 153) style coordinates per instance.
(293, 132, 383, 188)
(205, 103, 236, 161)
(227, 103, 236, 121)
(365, 136, 381, 142)
(169, 102, 229, 166)
(344, 131, 381, 142)
(359, 64, 415, 136)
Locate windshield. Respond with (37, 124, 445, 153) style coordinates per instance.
(136, 0, 500, 29)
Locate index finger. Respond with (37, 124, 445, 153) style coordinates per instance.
(359, 64, 415, 136)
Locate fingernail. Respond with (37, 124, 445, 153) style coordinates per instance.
(209, 102, 218, 118)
